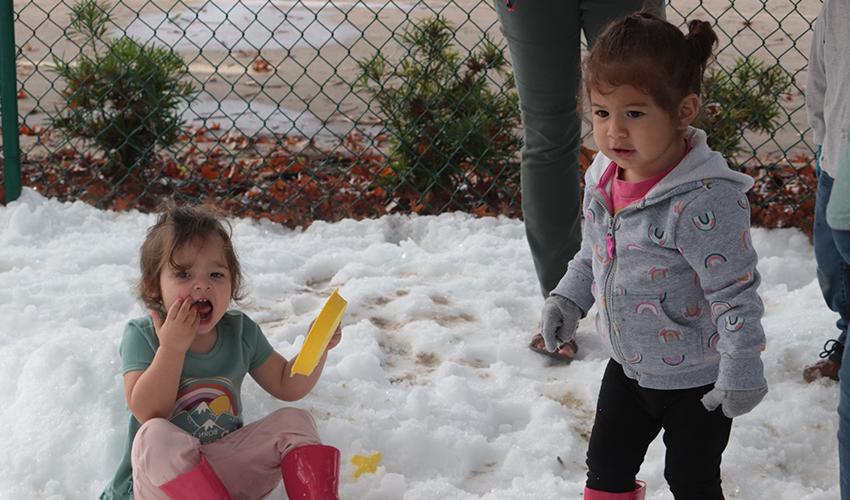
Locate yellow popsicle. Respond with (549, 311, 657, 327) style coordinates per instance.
(289, 288, 347, 377)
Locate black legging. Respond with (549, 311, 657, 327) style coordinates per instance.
(585, 359, 732, 499)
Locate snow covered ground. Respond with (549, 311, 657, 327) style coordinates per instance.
(0, 190, 839, 499)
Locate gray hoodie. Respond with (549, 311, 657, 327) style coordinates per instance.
(552, 128, 767, 391)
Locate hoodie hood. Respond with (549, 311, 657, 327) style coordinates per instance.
(585, 127, 754, 203)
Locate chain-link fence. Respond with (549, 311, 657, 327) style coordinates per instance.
(0, 0, 820, 233)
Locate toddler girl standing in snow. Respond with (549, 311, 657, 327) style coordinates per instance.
(101, 205, 341, 500)
(540, 13, 768, 499)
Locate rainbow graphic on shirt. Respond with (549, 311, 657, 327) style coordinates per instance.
(691, 271, 701, 288)
(708, 332, 720, 350)
(704, 253, 727, 269)
(635, 301, 660, 316)
(658, 329, 682, 344)
(662, 354, 685, 366)
(692, 211, 717, 231)
(649, 266, 669, 280)
(724, 315, 745, 332)
(682, 303, 703, 319)
(648, 225, 667, 246)
(736, 271, 754, 284)
(168, 376, 242, 444)
(710, 301, 732, 321)
(593, 244, 611, 266)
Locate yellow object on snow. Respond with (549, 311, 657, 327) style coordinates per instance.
(289, 288, 347, 377)
(352, 452, 381, 478)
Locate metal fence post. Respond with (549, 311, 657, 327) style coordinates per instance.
(0, 0, 22, 203)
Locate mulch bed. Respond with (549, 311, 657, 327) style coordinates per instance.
(1, 127, 814, 238)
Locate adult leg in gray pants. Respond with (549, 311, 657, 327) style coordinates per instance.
(495, 0, 664, 359)
(495, 0, 664, 296)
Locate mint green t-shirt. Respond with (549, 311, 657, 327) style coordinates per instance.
(100, 310, 274, 500)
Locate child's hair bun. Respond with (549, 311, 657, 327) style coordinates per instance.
(685, 20, 718, 68)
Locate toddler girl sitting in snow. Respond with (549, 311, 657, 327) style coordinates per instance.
(101, 205, 341, 500)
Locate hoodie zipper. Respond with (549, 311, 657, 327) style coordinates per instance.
(591, 189, 628, 364)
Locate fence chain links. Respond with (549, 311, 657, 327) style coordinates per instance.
(2, 0, 818, 232)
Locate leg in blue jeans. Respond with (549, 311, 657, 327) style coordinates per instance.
(811, 172, 850, 370)
(832, 227, 850, 499)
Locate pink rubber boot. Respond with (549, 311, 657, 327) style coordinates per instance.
(280, 444, 341, 500)
(159, 456, 232, 500)
(584, 480, 646, 500)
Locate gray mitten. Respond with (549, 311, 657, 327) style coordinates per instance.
(540, 295, 582, 352)
(700, 386, 768, 418)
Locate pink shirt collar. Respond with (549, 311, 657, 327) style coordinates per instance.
(596, 141, 692, 213)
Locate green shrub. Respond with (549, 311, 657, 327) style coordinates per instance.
(52, 0, 195, 177)
(356, 16, 521, 195)
(696, 58, 791, 159)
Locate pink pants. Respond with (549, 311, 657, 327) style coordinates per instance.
(131, 407, 322, 500)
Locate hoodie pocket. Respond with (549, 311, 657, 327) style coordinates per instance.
(611, 294, 707, 374)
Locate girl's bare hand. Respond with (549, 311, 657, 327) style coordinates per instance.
(327, 325, 342, 350)
(151, 296, 198, 353)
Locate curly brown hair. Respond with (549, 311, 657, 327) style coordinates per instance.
(137, 205, 245, 313)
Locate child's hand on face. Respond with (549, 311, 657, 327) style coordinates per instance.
(150, 296, 199, 353)
(326, 325, 342, 351)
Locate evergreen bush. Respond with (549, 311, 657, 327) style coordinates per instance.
(52, 0, 195, 177)
(357, 16, 521, 196)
